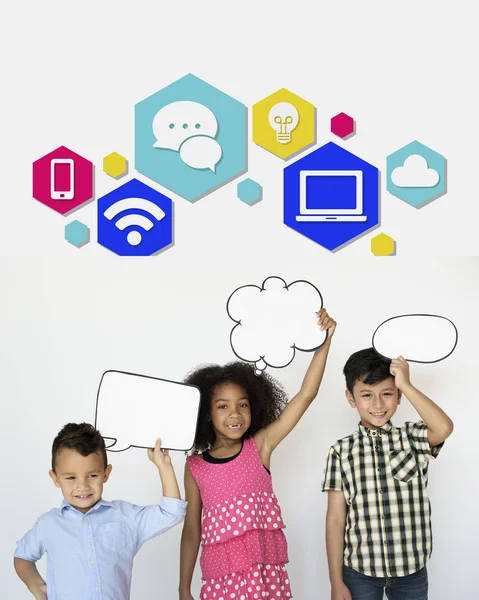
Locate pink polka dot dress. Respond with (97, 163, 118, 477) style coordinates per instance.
(187, 436, 292, 600)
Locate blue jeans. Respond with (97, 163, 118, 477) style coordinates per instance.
(342, 565, 428, 600)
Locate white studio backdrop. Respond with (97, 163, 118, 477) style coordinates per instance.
(1, 257, 477, 599)
(2, 1, 479, 258)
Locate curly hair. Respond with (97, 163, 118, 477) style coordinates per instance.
(184, 361, 288, 454)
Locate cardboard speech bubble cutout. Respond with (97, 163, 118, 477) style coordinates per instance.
(95, 371, 201, 452)
(227, 276, 327, 374)
(372, 314, 458, 363)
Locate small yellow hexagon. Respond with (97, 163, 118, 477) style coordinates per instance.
(103, 152, 128, 179)
(371, 233, 396, 256)
(253, 89, 316, 160)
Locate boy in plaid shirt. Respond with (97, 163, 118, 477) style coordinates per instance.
(322, 348, 453, 600)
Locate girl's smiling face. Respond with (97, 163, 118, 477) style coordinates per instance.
(210, 382, 252, 441)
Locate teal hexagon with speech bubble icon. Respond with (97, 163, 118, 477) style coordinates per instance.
(386, 141, 446, 208)
(135, 74, 247, 202)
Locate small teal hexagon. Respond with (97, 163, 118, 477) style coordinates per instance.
(237, 178, 262, 205)
(65, 220, 90, 247)
(135, 74, 247, 202)
(386, 141, 446, 208)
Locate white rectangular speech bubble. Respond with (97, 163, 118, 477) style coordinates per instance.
(95, 371, 201, 452)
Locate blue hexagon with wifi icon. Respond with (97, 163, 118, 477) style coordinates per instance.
(97, 178, 173, 256)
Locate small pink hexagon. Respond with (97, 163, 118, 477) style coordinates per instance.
(331, 113, 355, 139)
(32, 146, 93, 215)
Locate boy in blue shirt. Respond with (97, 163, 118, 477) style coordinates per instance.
(14, 422, 186, 600)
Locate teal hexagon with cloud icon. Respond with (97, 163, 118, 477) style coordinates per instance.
(135, 74, 247, 202)
(386, 141, 446, 208)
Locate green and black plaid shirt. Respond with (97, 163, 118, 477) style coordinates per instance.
(322, 420, 443, 577)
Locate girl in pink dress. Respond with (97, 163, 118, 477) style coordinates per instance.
(179, 308, 336, 600)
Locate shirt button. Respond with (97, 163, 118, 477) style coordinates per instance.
(382, 515, 386, 519)
(86, 536, 91, 541)
(375, 446, 379, 451)
(379, 489, 383, 494)
(372, 432, 376, 436)
(377, 467, 381, 472)
(90, 560, 95, 565)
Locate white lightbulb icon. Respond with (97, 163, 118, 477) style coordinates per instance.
(268, 102, 299, 144)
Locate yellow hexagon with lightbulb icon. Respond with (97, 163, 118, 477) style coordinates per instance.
(253, 88, 316, 160)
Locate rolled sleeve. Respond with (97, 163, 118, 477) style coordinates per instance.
(407, 421, 444, 459)
(14, 520, 45, 563)
(131, 497, 187, 549)
(322, 446, 343, 492)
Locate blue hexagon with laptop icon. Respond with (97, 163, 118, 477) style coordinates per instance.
(135, 74, 247, 202)
(284, 142, 379, 251)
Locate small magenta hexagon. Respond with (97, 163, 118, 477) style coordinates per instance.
(331, 113, 355, 139)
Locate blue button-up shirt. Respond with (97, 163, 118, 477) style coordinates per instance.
(14, 496, 186, 600)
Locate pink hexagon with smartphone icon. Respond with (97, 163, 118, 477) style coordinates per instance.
(33, 146, 93, 215)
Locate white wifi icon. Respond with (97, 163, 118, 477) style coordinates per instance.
(104, 198, 166, 246)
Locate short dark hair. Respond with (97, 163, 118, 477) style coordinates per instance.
(343, 347, 392, 394)
(184, 361, 288, 454)
(52, 423, 107, 472)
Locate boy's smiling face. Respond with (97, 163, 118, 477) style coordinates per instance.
(49, 448, 112, 513)
(346, 375, 401, 430)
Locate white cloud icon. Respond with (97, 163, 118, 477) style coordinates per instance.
(391, 154, 440, 188)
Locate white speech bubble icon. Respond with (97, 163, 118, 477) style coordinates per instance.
(227, 276, 327, 374)
(179, 135, 223, 172)
(95, 371, 201, 452)
(372, 314, 458, 363)
(152, 101, 218, 152)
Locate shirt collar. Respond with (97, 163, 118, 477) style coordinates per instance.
(358, 420, 393, 437)
(59, 498, 115, 515)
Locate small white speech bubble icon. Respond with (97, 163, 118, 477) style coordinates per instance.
(95, 371, 201, 451)
(372, 314, 458, 363)
(227, 276, 327, 374)
(179, 135, 223, 171)
(152, 101, 218, 152)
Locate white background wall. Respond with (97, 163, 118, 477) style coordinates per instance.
(1, 258, 477, 599)
(2, 0, 478, 597)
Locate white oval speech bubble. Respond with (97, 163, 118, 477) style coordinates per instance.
(180, 135, 222, 171)
(95, 371, 201, 452)
(372, 314, 458, 363)
(227, 276, 327, 373)
(152, 101, 218, 151)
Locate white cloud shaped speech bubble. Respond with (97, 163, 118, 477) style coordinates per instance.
(372, 314, 458, 363)
(152, 100, 218, 152)
(227, 276, 327, 374)
(95, 371, 201, 452)
(391, 154, 440, 188)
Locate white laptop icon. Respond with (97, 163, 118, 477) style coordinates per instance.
(296, 170, 367, 222)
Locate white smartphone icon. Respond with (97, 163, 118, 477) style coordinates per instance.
(50, 159, 74, 200)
